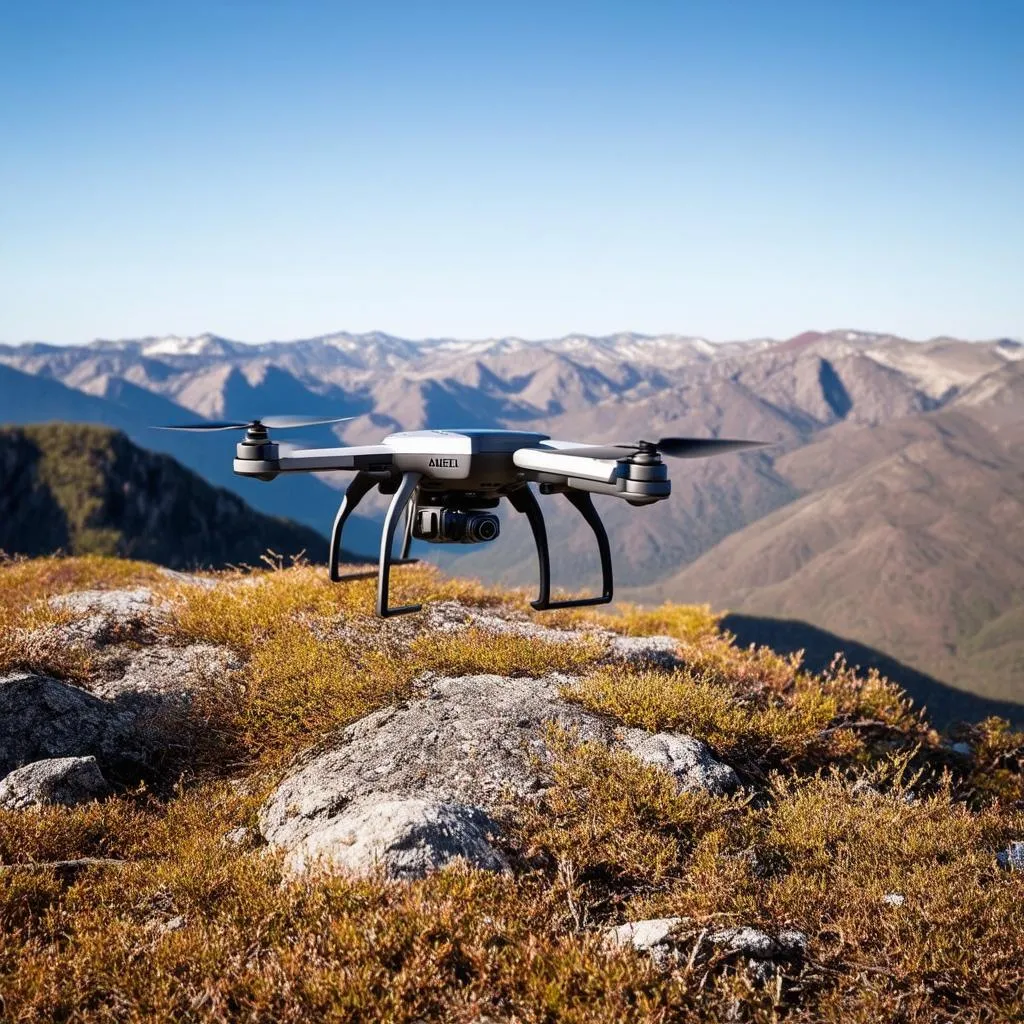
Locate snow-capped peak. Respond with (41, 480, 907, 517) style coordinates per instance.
(140, 334, 235, 357)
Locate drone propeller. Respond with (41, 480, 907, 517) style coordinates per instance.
(553, 437, 770, 460)
(156, 415, 353, 432)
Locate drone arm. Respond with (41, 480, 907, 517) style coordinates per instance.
(377, 471, 423, 617)
(329, 471, 377, 582)
(512, 447, 619, 484)
(506, 484, 551, 609)
(278, 445, 395, 472)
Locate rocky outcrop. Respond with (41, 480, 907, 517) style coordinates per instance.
(89, 641, 238, 702)
(260, 672, 737, 879)
(40, 588, 237, 702)
(0, 672, 151, 779)
(0, 756, 112, 809)
(48, 588, 160, 646)
(423, 601, 686, 671)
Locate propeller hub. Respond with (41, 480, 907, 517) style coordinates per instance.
(629, 441, 662, 466)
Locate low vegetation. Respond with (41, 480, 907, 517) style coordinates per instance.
(1, 553, 1023, 1022)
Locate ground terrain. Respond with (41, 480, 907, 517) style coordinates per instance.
(1, 553, 1023, 1022)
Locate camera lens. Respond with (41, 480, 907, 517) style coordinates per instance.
(466, 512, 500, 543)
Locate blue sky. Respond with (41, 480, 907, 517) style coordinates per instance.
(1, 1, 1021, 343)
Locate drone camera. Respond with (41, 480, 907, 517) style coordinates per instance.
(414, 507, 500, 544)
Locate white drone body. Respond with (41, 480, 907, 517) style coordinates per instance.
(162, 417, 766, 616)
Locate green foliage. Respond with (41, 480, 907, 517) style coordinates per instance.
(0, 423, 328, 568)
(30, 423, 125, 555)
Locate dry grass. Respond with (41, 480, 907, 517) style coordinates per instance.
(0, 552, 167, 618)
(566, 655, 929, 783)
(410, 627, 609, 678)
(159, 565, 609, 770)
(0, 783, 685, 1023)
(532, 601, 722, 643)
(1, 554, 1022, 1021)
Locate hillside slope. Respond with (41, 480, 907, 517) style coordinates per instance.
(650, 408, 1024, 705)
(0, 556, 1022, 1022)
(0, 363, 379, 556)
(0, 424, 331, 568)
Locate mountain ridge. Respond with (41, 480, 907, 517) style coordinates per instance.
(0, 423, 334, 569)
(2, 327, 1020, 710)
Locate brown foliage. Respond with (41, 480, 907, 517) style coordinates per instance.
(1, 555, 1022, 1021)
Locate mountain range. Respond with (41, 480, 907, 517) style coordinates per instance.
(1, 327, 1021, 718)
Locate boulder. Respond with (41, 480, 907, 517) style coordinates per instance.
(260, 672, 737, 879)
(620, 730, 739, 795)
(260, 674, 609, 843)
(0, 671, 150, 778)
(0, 756, 112, 810)
(277, 796, 509, 879)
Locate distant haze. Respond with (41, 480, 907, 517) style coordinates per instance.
(1, 2, 1022, 342)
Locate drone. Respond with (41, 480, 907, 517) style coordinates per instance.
(161, 415, 767, 616)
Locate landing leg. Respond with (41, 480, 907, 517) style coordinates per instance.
(507, 484, 551, 609)
(329, 471, 377, 581)
(560, 489, 613, 606)
(525, 489, 613, 610)
(377, 471, 423, 617)
(400, 485, 417, 560)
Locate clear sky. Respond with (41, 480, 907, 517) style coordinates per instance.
(1, 1, 1021, 344)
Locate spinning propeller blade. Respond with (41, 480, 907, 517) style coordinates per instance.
(553, 437, 770, 459)
(156, 415, 353, 432)
(156, 421, 252, 431)
(261, 415, 353, 429)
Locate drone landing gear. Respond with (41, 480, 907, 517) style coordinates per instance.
(377, 471, 423, 617)
(328, 469, 422, 617)
(508, 485, 613, 610)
